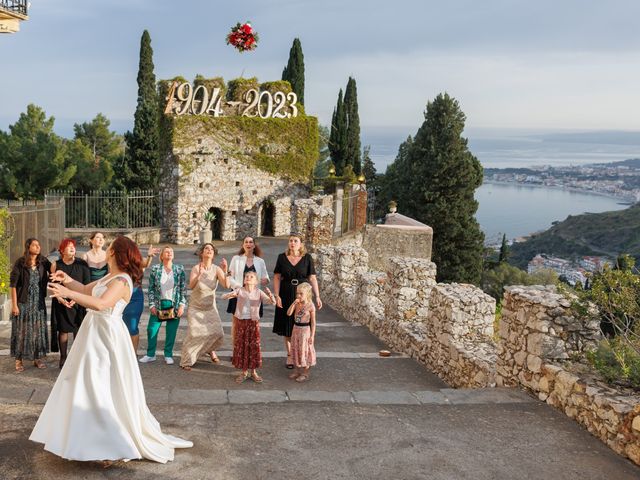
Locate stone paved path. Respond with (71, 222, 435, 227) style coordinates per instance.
(1, 237, 639, 479)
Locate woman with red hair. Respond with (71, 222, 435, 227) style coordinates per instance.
(31, 236, 193, 463)
(50, 238, 90, 368)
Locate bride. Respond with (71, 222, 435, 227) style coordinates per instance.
(30, 236, 192, 463)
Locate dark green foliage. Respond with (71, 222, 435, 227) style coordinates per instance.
(374, 136, 413, 220)
(498, 233, 509, 263)
(361, 145, 376, 184)
(227, 77, 259, 101)
(124, 30, 159, 190)
(281, 38, 305, 105)
(481, 263, 557, 301)
(329, 89, 348, 175)
(71, 113, 121, 190)
(65, 139, 114, 191)
(168, 115, 318, 182)
(586, 339, 640, 388)
(386, 93, 485, 284)
(343, 77, 361, 174)
(570, 259, 640, 388)
(509, 205, 640, 269)
(314, 125, 331, 178)
(0, 104, 76, 199)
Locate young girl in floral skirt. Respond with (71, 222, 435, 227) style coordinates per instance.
(286, 282, 316, 382)
(222, 271, 275, 383)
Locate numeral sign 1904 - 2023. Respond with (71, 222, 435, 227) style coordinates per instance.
(164, 82, 299, 119)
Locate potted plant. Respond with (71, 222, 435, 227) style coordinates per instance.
(199, 211, 216, 244)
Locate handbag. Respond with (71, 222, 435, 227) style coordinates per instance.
(157, 298, 175, 321)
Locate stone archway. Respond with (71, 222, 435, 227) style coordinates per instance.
(260, 200, 275, 237)
(210, 207, 223, 240)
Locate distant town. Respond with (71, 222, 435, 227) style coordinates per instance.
(484, 158, 640, 204)
(528, 254, 612, 286)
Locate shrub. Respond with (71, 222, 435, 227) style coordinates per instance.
(570, 254, 640, 388)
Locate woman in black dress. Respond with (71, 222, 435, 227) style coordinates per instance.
(273, 234, 322, 369)
(10, 238, 52, 372)
(51, 238, 90, 368)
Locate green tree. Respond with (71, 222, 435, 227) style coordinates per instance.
(124, 30, 159, 190)
(361, 145, 376, 185)
(343, 77, 361, 174)
(401, 93, 485, 284)
(481, 263, 557, 301)
(498, 233, 509, 263)
(375, 136, 413, 220)
(0, 104, 75, 199)
(74, 113, 123, 166)
(281, 38, 305, 106)
(329, 89, 348, 175)
(314, 125, 331, 178)
(65, 139, 114, 191)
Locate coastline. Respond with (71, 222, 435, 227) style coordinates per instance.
(482, 180, 635, 204)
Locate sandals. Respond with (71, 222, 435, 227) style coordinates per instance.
(250, 372, 263, 383)
(295, 374, 309, 383)
(288, 372, 300, 380)
(209, 352, 220, 364)
(34, 359, 46, 369)
(235, 372, 250, 384)
(286, 354, 294, 369)
(180, 365, 192, 371)
(15, 360, 24, 373)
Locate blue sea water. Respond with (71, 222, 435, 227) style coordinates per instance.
(362, 126, 640, 242)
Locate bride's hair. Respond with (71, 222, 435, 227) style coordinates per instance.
(110, 236, 143, 285)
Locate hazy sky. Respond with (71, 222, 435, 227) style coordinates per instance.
(2, 0, 640, 137)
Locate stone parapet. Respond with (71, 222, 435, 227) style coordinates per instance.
(293, 196, 334, 251)
(496, 285, 640, 465)
(315, 246, 496, 389)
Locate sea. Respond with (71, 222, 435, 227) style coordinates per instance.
(362, 126, 640, 243)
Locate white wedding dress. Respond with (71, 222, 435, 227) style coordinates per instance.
(30, 273, 193, 462)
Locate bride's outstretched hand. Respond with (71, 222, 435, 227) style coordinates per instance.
(58, 298, 76, 308)
(49, 271, 69, 284)
(48, 282, 72, 301)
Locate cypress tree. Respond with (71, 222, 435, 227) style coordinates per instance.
(403, 93, 485, 284)
(361, 145, 376, 184)
(328, 107, 338, 171)
(124, 30, 159, 190)
(329, 89, 348, 175)
(498, 233, 509, 263)
(281, 38, 305, 105)
(343, 77, 361, 174)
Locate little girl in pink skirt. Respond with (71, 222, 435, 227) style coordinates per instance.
(286, 282, 316, 382)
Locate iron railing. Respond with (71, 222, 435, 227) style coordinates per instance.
(0, 0, 28, 16)
(332, 192, 362, 237)
(45, 190, 163, 229)
(0, 197, 65, 262)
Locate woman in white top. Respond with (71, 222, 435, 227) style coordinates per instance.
(226, 236, 269, 341)
(33, 236, 192, 463)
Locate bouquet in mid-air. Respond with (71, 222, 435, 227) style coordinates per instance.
(226, 21, 259, 53)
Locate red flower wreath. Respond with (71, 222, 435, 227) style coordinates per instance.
(226, 22, 259, 53)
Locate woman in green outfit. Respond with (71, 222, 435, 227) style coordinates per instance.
(139, 246, 187, 365)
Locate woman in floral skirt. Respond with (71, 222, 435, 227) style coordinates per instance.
(10, 238, 52, 372)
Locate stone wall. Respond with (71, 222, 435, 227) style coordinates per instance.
(496, 285, 640, 464)
(314, 240, 496, 389)
(160, 107, 317, 244)
(293, 196, 334, 251)
(303, 202, 640, 466)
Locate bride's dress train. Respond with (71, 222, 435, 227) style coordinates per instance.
(30, 273, 192, 462)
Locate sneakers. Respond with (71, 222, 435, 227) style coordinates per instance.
(139, 355, 156, 363)
(164, 357, 174, 365)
